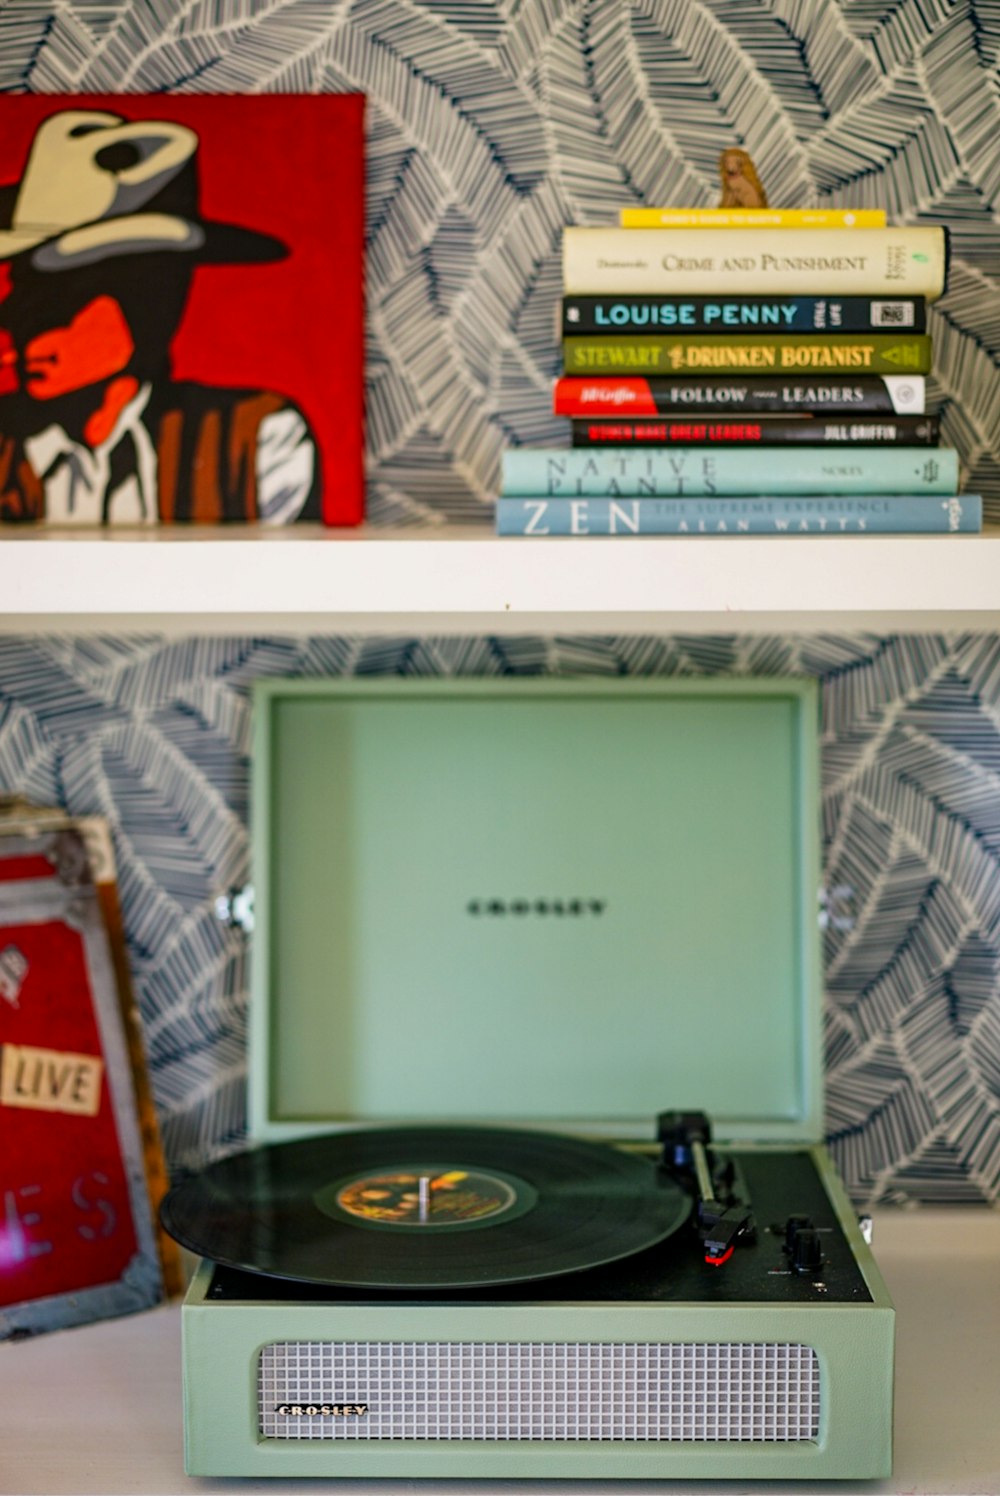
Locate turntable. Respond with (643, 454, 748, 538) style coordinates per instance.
(165, 678, 894, 1480)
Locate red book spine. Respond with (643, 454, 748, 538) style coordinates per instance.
(555, 378, 659, 416)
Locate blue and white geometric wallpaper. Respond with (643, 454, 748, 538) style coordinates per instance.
(4, 0, 999, 520)
(2, 2, 1000, 1205)
(1, 630, 999, 1209)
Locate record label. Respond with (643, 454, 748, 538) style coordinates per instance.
(316, 1165, 535, 1231)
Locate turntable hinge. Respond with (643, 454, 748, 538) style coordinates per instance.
(818, 884, 856, 932)
(214, 883, 255, 932)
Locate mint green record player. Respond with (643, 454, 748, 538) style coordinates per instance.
(170, 677, 894, 1480)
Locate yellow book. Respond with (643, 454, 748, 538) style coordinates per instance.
(620, 208, 887, 229)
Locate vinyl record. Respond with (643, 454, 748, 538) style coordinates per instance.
(160, 1125, 691, 1289)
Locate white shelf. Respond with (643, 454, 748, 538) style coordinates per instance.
(2, 524, 999, 635)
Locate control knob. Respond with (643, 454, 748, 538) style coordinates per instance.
(790, 1226, 824, 1275)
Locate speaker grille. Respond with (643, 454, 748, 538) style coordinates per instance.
(258, 1341, 820, 1441)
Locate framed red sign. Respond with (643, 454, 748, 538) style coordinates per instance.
(0, 820, 174, 1338)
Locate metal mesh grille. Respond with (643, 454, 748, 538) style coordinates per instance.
(258, 1341, 820, 1441)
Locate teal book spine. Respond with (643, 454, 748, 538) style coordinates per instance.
(500, 446, 959, 497)
(495, 494, 982, 536)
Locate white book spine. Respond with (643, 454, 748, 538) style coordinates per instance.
(562, 227, 948, 299)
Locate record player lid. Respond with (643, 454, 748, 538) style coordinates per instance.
(249, 678, 821, 1145)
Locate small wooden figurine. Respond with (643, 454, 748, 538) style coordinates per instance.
(718, 148, 768, 208)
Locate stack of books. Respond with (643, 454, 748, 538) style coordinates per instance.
(496, 209, 981, 536)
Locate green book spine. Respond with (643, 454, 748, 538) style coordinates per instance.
(500, 446, 959, 497)
(496, 494, 982, 535)
(563, 334, 932, 376)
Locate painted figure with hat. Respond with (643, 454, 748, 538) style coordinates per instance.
(0, 108, 320, 524)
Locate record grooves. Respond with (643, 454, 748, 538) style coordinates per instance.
(160, 1125, 691, 1289)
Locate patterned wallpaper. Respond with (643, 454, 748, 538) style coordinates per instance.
(3, 0, 999, 521)
(1, 3, 999, 1206)
(0, 630, 997, 1209)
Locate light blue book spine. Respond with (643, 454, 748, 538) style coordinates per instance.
(495, 494, 982, 536)
(501, 446, 959, 497)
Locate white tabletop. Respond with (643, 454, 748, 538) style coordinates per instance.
(1, 1207, 998, 1496)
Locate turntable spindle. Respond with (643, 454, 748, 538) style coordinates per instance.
(418, 1175, 432, 1223)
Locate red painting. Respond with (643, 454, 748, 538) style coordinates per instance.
(0, 95, 365, 526)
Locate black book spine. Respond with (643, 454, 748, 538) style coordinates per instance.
(561, 295, 927, 335)
(570, 415, 941, 447)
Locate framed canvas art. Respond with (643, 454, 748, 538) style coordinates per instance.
(0, 94, 365, 526)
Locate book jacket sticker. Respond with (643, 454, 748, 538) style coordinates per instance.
(0, 94, 364, 526)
